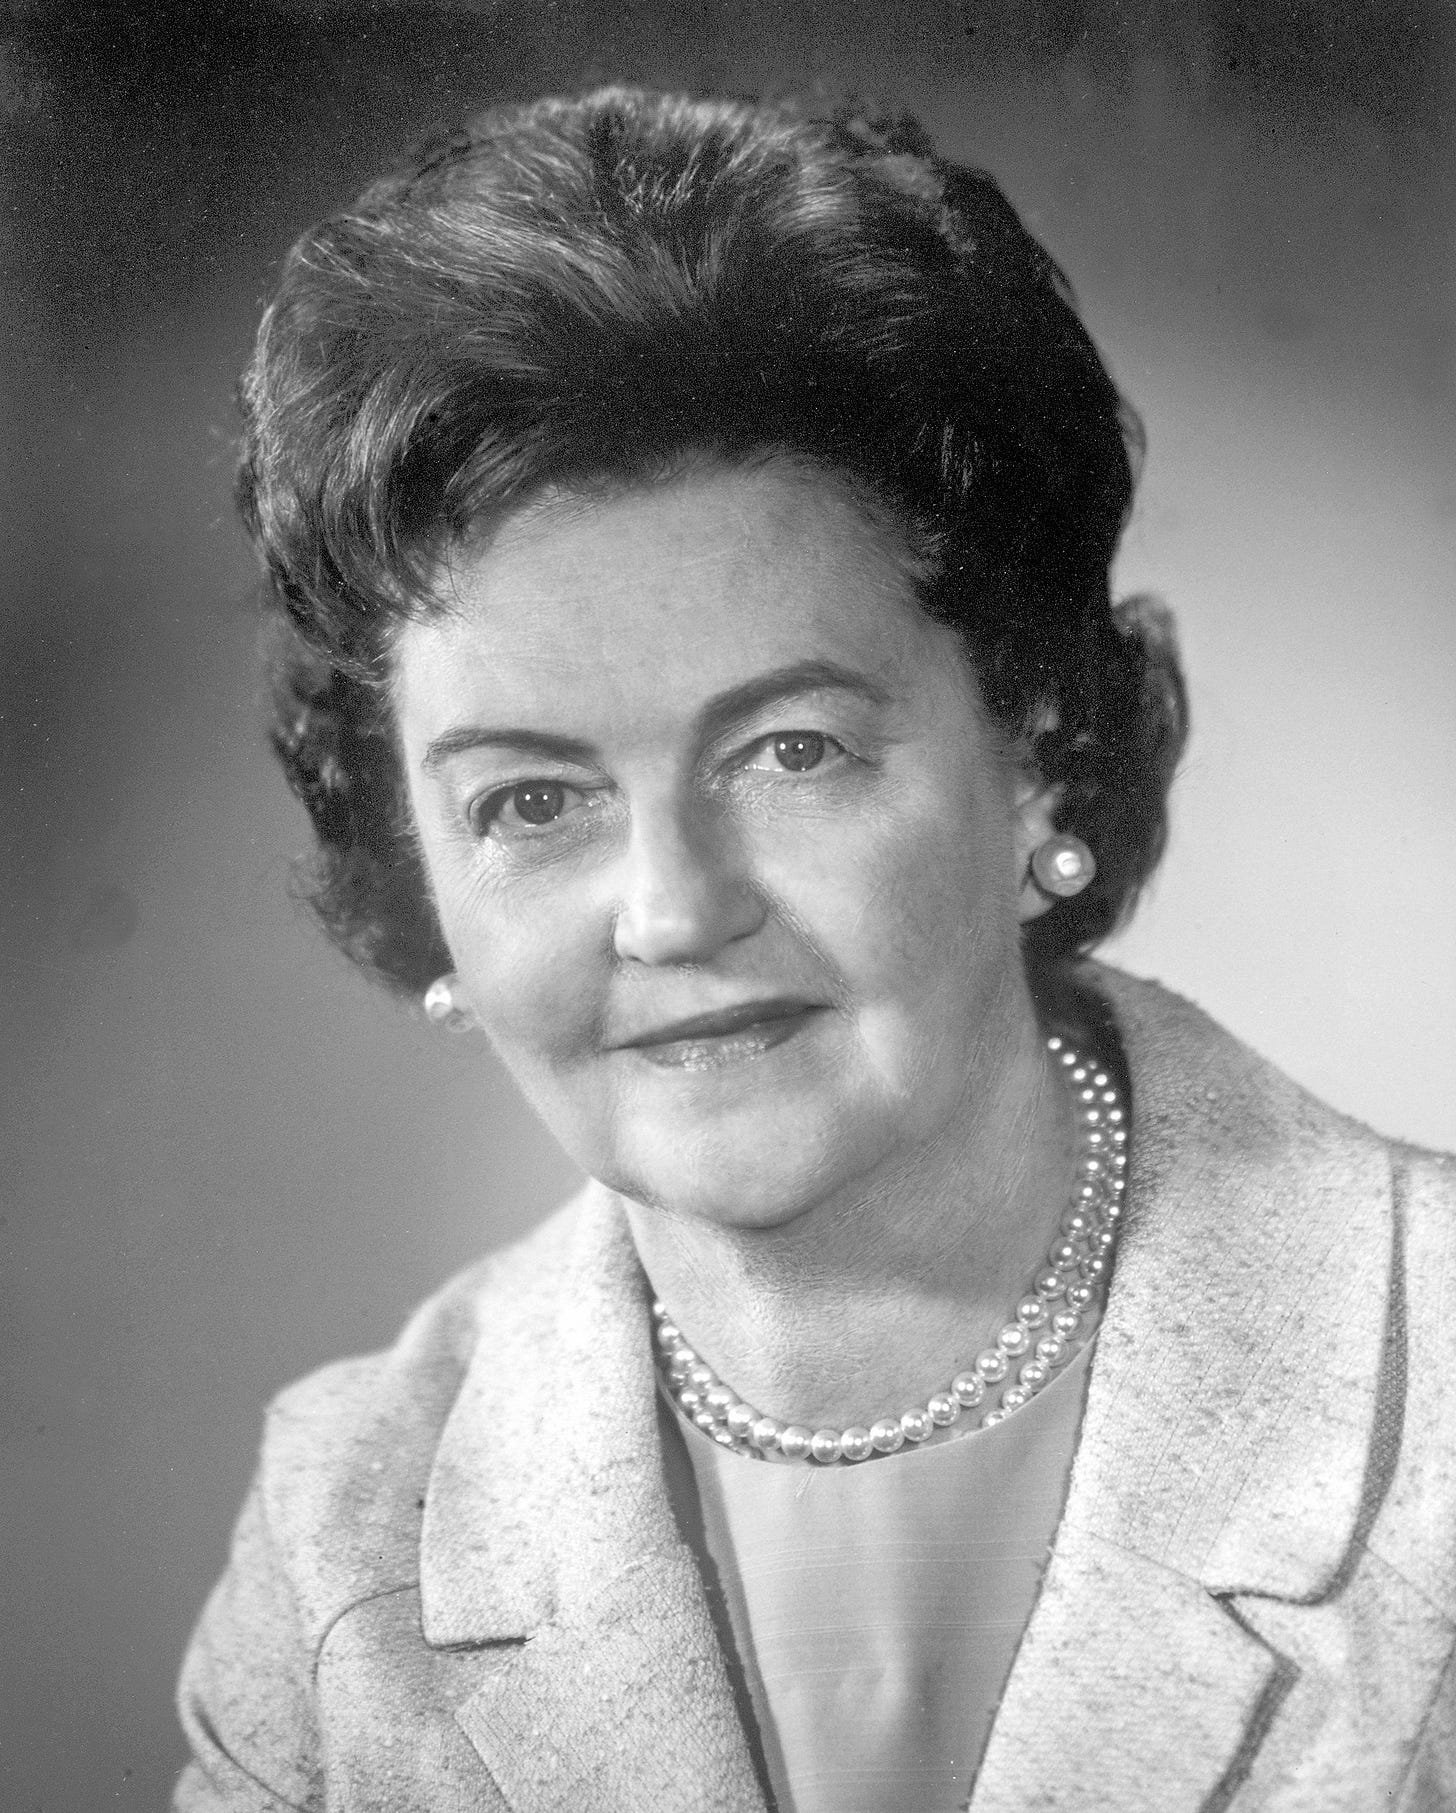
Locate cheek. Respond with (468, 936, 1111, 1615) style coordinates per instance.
(771, 788, 1013, 995)
(427, 858, 607, 1072)
(470, 930, 605, 1074)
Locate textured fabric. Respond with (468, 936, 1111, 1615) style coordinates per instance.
(677, 1341, 1093, 1812)
(173, 967, 1456, 1813)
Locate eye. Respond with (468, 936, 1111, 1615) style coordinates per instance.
(744, 731, 835, 774)
(469, 779, 581, 836)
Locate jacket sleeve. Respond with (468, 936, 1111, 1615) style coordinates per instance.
(173, 1479, 323, 1813)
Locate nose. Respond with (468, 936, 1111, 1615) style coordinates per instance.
(612, 794, 765, 967)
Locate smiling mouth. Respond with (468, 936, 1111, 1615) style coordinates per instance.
(620, 1000, 822, 1070)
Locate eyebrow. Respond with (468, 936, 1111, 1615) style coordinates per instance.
(419, 658, 895, 775)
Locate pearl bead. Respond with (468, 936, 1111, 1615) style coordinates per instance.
(870, 1418, 906, 1453)
(779, 1425, 814, 1460)
(810, 1429, 843, 1464)
(726, 1402, 756, 1437)
(750, 1417, 781, 1450)
(1020, 1359, 1050, 1388)
(704, 1385, 735, 1413)
(1015, 1296, 1047, 1327)
(1049, 1239, 1079, 1270)
(693, 1409, 718, 1433)
(650, 1299, 667, 1318)
(1061, 1210, 1091, 1235)
(687, 1362, 715, 1389)
(997, 1322, 1030, 1356)
(927, 1393, 959, 1425)
(1002, 1386, 1031, 1411)
(952, 1371, 985, 1407)
(656, 1320, 681, 1347)
(975, 1348, 1009, 1382)
(677, 1387, 703, 1413)
(1065, 1282, 1095, 1309)
(1034, 1268, 1065, 1298)
(901, 1407, 933, 1442)
(667, 1348, 696, 1379)
(983, 1409, 1008, 1426)
(1046, 1035, 1064, 1050)
(1051, 1307, 1082, 1337)
(712, 1426, 735, 1447)
(1072, 1066, 1088, 1082)
(1035, 1335, 1066, 1366)
(840, 1426, 874, 1462)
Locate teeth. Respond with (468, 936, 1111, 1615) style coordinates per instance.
(652, 1005, 802, 1043)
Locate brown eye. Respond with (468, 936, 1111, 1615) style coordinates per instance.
(772, 732, 826, 772)
(510, 781, 566, 825)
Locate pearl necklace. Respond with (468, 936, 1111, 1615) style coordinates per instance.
(651, 1035, 1127, 1465)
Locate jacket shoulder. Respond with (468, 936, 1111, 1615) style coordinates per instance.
(1375, 1141, 1456, 1621)
(250, 1191, 587, 1646)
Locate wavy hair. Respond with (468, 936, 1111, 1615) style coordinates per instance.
(241, 87, 1187, 993)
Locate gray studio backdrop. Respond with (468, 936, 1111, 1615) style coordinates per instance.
(4, 3, 1453, 1807)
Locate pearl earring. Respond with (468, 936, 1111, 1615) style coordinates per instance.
(423, 974, 472, 1027)
(1030, 834, 1096, 899)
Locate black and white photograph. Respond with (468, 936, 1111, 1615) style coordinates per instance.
(4, 3, 1454, 1809)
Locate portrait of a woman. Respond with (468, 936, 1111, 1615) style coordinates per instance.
(163, 84, 1455, 1813)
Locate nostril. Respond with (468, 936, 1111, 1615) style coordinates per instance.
(611, 824, 765, 967)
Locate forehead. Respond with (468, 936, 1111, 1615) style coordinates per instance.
(393, 463, 967, 731)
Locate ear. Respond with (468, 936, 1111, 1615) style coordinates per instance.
(1010, 767, 1062, 924)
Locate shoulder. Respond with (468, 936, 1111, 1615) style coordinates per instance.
(1379, 1137, 1456, 1617)
(246, 1187, 591, 1644)
(1085, 961, 1450, 1173)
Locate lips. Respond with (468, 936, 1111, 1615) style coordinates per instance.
(616, 997, 820, 1052)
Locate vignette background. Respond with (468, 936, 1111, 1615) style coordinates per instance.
(3, 1, 1453, 1805)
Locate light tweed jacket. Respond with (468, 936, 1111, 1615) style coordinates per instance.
(175, 968, 1456, 1812)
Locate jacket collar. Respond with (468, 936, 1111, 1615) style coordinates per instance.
(970, 965, 1398, 1811)
(1066, 964, 1394, 1599)
(419, 1183, 769, 1810)
(419, 1184, 664, 1641)
(417, 966, 1397, 1812)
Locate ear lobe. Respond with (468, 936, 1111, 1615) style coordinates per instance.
(1011, 773, 1062, 924)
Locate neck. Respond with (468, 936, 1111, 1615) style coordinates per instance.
(621, 996, 1076, 1429)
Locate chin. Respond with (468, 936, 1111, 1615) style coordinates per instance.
(597, 1119, 866, 1233)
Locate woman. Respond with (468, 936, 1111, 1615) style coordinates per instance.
(175, 89, 1456, 1812)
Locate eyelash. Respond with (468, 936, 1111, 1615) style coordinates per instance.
(466, 780, 593, 837)
(465, 730, 848, 839)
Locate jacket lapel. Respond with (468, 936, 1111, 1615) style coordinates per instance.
(970, 968, 1397, 1811)
(419, 1186, 766, 1813)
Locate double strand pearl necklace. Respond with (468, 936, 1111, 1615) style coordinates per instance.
(652, 1035, 1127, 1465)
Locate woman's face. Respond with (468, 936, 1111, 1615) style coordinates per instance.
(394, 463, 1051, 1229)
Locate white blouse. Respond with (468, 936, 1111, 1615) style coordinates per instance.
(669, 1339, 1094, 1813)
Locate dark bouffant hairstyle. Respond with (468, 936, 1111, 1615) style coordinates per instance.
(240, 86, 1186, 995)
